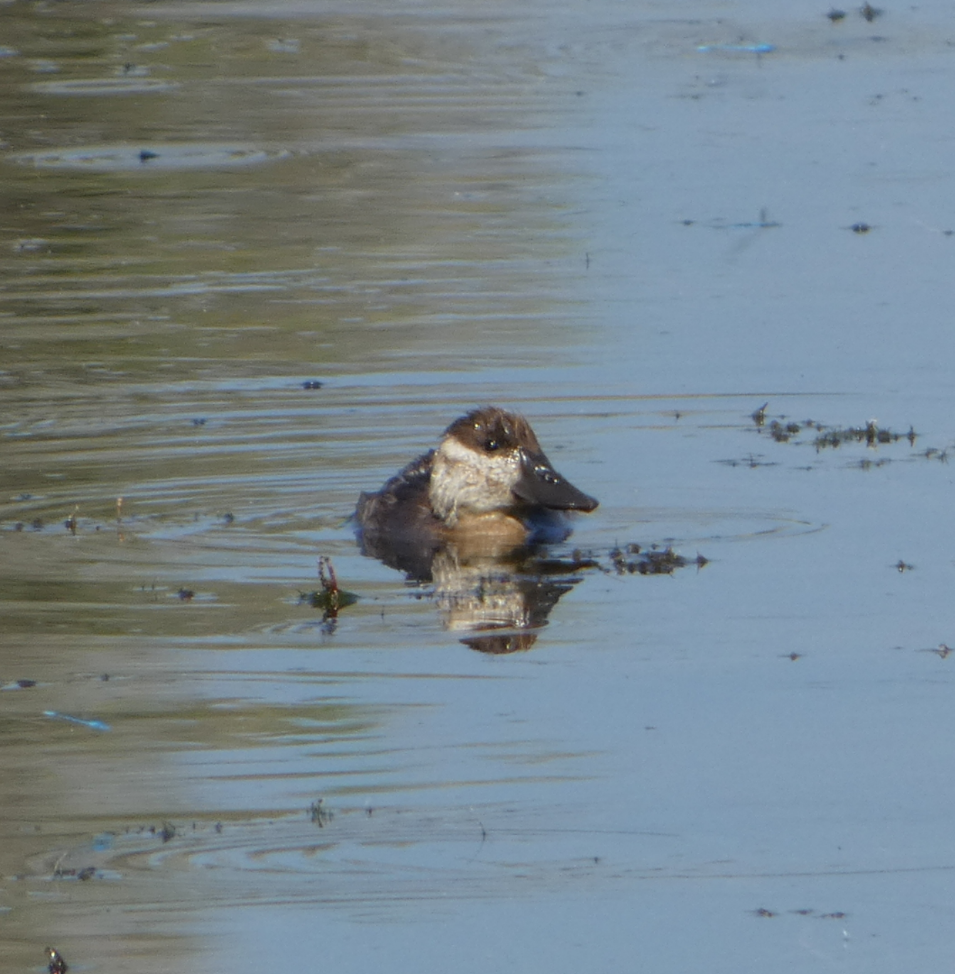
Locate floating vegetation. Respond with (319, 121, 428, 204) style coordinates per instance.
(299, 557, 358, 624)
(751, 406, 920, 455)
(683, 209, 780, 230)
(717, 454, 778, 468)
(514, 543, 705, 580)
(308, 798, 332, 827)
(607, 543, 707, 576)
(768, 420, 802, 443)
(813, 421, 916, 449)
(53, 862, 97, 881)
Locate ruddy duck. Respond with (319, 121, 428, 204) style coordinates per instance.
(356, 407, 598, 564)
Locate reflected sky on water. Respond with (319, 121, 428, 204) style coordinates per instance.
(4, 1, 955, 972)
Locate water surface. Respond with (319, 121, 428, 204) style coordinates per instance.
(3, 1, 955, 972)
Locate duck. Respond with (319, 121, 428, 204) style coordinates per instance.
(355, 407, 597, 569)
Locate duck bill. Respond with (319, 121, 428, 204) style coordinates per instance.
(513, 451, 598, 512)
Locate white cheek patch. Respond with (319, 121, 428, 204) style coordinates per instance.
(430, 438, 520, 522)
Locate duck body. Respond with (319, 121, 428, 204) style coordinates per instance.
(355, 407, 597, 573)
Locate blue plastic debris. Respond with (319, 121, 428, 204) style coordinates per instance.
(697, 43, 776, 54)
(43, 710, 111, 732)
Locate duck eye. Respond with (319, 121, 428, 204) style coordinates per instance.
(485, 438, 500, 452)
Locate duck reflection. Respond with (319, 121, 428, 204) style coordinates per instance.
(355, 408, 598, 652)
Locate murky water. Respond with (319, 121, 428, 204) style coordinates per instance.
(4, 1, 955, 971)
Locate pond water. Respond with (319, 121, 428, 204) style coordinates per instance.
(4, 1, 955, 971)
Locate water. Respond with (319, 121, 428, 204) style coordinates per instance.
(3, 1, 955, 971)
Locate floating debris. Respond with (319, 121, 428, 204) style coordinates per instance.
(43, 711, 111, 732)
(302, 380, 323, 390)
(309, 798, 332, 827)
(46, 947, 68, 974)
(299, 557, 358, 621)
(53, 862, 97, 881)
(768, 420, 802, 443)
(894, 560, 913, 573)
(849, 222, 872, 234)
(814, 420, 908, 449)
(827, 9, 847, 21)
(860, 2, 881, 21)
(697, 43, 776, 54)
(13, 142, 289, 172)
(754, 408, 915, 450)
(717, 454, 778, 468)
(728, 210, 781, 229)
(684, 209, 780, 230)
(607, 544, 706, 576)
(748, 408, 930, 465)
(753, 907, 777, 918)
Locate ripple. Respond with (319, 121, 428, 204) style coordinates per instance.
(30, 804, 625, 913)
(27, 77, 179, 96)
(9, 143, 292, 173)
